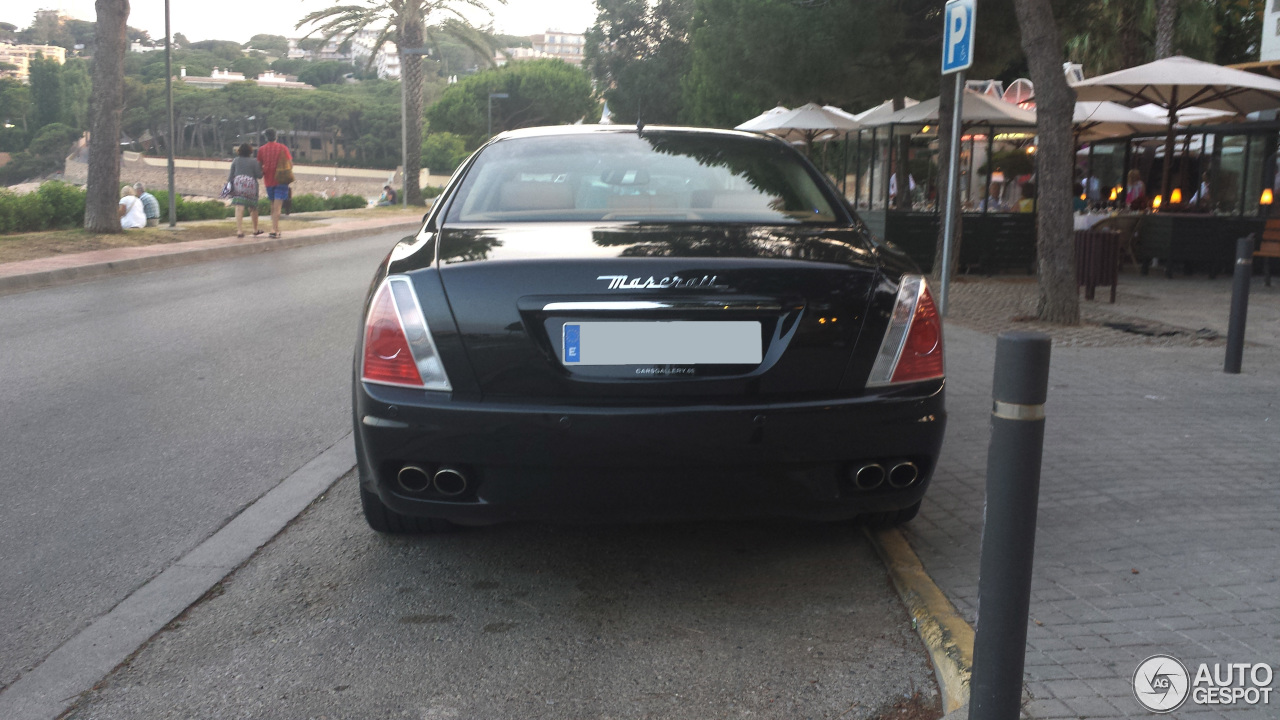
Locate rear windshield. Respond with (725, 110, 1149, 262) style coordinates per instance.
(443, 131, 841, 225)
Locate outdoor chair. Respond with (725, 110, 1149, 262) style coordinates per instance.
(1091, 215, 1142, 270)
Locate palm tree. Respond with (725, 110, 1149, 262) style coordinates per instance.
(298, 0, 502, 205)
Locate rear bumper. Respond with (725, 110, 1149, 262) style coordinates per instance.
(355, 382, 946, 524)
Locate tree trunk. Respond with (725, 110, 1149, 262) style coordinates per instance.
(1155, 0, 1177, 59)
(401, 0, 426, 205)
(84, 0, 129, 233)
(1014, 0, 1079, 324)
(932, 72, 962, 283)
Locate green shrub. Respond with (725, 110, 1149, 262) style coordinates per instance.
(324, 193, 367, 210)
(288, 194, 326, 213)
(0, 190, 54, 233)
(423, 185, 444, 199)
(148, 190, 229, 222)
(36, 181, 87, 228)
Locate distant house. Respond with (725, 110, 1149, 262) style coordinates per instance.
(179, 66, 314, 90)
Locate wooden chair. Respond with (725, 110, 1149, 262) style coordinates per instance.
(1260, 218, 1280, 287)
(1090, 215, 1143, 270)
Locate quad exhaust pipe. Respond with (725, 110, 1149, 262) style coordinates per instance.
(853, 463, 885, 490)
(852, 461, 920, 490)
(432, 467, 468, 496)
(396, 466, 432, 493)
(889, 461, 919, 488)
(396, 465, 470, 496)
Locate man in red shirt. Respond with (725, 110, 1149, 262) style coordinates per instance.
(256, 128, 293, 238)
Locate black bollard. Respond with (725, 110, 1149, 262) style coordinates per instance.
(1225, 235, 1253, 374)
(968, 332, 1052, 720)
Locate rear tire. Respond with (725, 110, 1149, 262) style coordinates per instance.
(360, 485, 454, 534)
(858, 500, 921, 528)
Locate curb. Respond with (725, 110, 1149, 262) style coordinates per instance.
(866, 526, 975, 716)
(0, 218, 422, 296)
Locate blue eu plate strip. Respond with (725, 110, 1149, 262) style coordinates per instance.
(563, 323, 580, 363)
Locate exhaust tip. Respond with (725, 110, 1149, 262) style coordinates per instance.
(433, 467, 468, 497)
(397, 465, 432, 493)
(853, 463, 885, 490)
(889, 462, 919, 488)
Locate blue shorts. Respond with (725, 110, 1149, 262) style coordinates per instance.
(266, 185, 290, 201)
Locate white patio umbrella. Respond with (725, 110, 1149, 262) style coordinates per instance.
(1071, 55, 1280, 198)
(852, 98, 918, 126)
(862, 90, 1036, 128)
(1073, 101, 1168, 141)
(734, 102, 861, 145)
(735, 105, 790, 133)
(1131, 103, 1237, 126)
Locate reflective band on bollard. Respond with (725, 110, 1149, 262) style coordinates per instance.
(969, 331, 1051, 720)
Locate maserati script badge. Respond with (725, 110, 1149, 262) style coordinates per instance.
(597, 275, 728, 290)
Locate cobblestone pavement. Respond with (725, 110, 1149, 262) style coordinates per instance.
(912, 277, 1280, 718)
(946, 274, 1280, 349)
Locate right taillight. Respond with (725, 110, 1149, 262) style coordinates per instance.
(361, 276, 452, 391)
(866, 275, 945, 387)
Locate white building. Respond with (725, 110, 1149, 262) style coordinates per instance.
(180, 66, 314, 90)
(530, 30, 586, 66)
(350, 29, 400, 79)
(1265, 1, 1280, 61)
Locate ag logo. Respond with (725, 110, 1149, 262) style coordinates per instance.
(1134, 654, 1190, 713)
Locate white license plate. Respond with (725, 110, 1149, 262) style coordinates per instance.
(562, 321, 762, 366)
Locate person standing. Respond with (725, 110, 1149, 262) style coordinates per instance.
(227, 143, 263, 238)
(255, 128, 293, 238)
(117, 185, 146, 230)
(134, 182, 160, 227)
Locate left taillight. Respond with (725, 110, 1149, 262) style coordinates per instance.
(360, 276, 452, 391)
(866, 274, 945, 387)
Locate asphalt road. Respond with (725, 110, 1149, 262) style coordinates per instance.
(0, 231, 406, 692)
(65, 472, 940, 720)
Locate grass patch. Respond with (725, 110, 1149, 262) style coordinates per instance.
(0, 206, 423, 265)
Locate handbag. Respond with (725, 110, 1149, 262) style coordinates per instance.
(275, 152, 295, 185)
(231, 174, 257, 199)
(219, 181, 231, 199)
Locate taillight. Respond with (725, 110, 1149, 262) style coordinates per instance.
(866, 275, 945, 387)
(360, 276, 452, 391)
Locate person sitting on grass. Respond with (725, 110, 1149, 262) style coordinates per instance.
(134, 182, 160, 227)
(118, 185, 146, 230)
(377, 185, 398, 206)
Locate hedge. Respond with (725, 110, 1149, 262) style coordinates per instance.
(1, 185, 376, 235)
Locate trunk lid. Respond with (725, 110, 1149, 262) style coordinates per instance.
(435, 223, 884, 399)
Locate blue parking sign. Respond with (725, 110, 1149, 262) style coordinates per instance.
(942, 0, 975, 75)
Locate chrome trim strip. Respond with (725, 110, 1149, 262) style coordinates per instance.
(542, 300, 782, 312)
(992, 401, 1046, 421)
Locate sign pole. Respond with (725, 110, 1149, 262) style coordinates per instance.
(940, 71, 964, 316)
(939, 0, 975, 317)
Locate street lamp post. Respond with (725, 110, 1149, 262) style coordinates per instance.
(488, 93, 509, 138)
(164, 0, 176, 226)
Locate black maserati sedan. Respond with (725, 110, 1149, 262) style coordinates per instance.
(353, 125, 945, 533)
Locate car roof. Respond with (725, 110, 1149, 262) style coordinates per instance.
(490, 124, 783, 144)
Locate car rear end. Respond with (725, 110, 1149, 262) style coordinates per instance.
(353, 127, 945, 527)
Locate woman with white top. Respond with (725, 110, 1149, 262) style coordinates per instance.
(118, 185, 146, 230)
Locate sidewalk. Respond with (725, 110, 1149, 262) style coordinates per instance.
(0, 212, 424, 295)
(918, 276, 1280, 718)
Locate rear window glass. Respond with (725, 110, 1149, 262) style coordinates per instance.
(443, 131, 840, 225)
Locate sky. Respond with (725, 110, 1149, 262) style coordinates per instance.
(5, 0, 598, 44)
